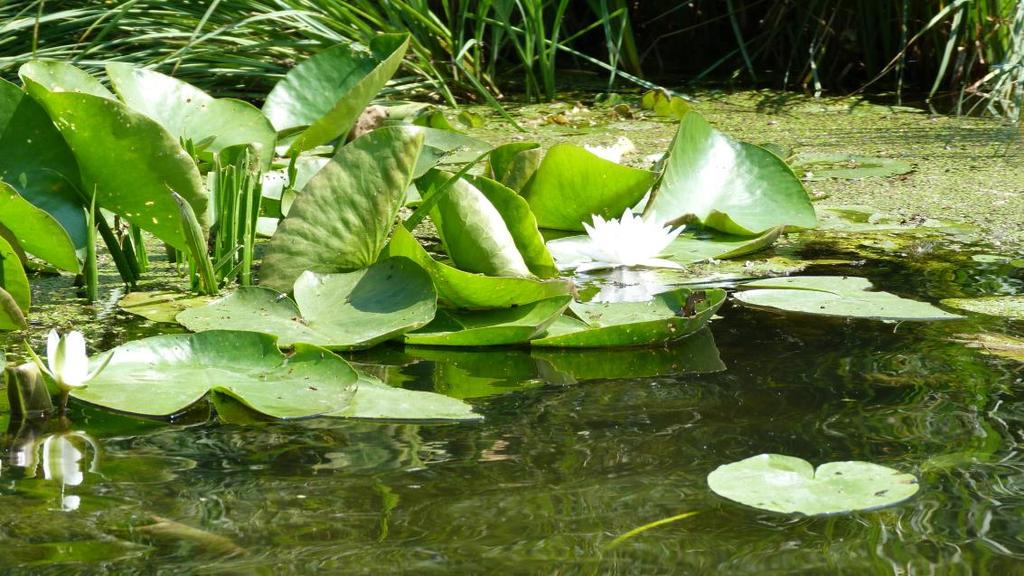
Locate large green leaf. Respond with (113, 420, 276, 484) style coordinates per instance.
(177, 258, 437, 350)
(0, 180, 79, 271)
(262, 34, 410, 154)
(21, 66, 208, 250)
(259, 126, 423, 293)
(644, 111, 817, 235)
(424, 171, 530, 277)
(0, 79, 85, 244)
(383, 225, 573, 309)
(405, 296, 570, 346)
(521, 144, 654, 231)
(107, 63, 276, 169)
(707, 454, 919, 515)
(0, 233, 30, 314)
(118, 290, 215, 323)
(531, 287, 725, 348)
(411, 126, 493, 178)
(73, 331, 478, 421)
(0, 285, 27, 330)
(466, 175, 557, 277)
(734, 276, 963, 321)
(533, 328, 725, 382)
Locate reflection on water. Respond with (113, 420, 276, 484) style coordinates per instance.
(2, 242, 1024, 572)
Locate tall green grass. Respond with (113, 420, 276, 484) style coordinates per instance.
(0, 1, 1020, 120)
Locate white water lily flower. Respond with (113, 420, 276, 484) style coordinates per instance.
(584, 136, 636, 164)
(574, 208, 684, 272)
(28, 330, 111, 393)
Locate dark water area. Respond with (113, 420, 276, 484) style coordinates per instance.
(2, 232, 1023, 574)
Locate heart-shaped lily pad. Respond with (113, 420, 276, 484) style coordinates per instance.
(405, 296, 570, 346)
(177, 257, 436, 349)
(707, 454, 919, 515)
(383, 225, 572, 309)
(940, 296, 1024, 320)
(644, 111, 817, 235)
(733, 276, 963, 321)
(73, 331, 477, 421)
(531, 287, 726, 348)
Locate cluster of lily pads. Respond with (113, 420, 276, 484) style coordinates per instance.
(0, 30, 976, 437)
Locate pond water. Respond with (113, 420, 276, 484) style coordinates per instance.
(2, 93, 1023, 574)
(3, 233, 1024, 574)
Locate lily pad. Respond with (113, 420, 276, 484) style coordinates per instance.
(383, 226, 572, 309)
(73, 331, 477, 421)
(411, 126, 493, 178)
(259, 126, 423, 293)
(644, 111, 817, 235)
(21, 64, 208, 250)
(107, 63, 277, 169)
(640, 89, 693, 119)
(521, 143, 655, 231)
(405, 296, 570, 346)
(733, 276, 963, 321)
(707, 454, 919, 515)
(262, 34, 410, 154)
(0, 180, 79, 271)
(789, 152, 913, 181)
(940, 296, 1024, 320)
(177, 257, 437, 350)
(118, 290, 215, 323)
(17, 60, 114, 99)
(531, 287, 726, 348)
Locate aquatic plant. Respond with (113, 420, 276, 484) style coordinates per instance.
(574, 209, 685, 272)
(25, 330, 111, 411)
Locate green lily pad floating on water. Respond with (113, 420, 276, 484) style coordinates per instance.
(383, 226, 572, 309)
(531, 287, 726, 348)
(707, 454, 919, 516)
(405, 296, 570, 346)
(789, 152, 913, 181)
(177, 257, 436, 350)
(940, 296, 1024, 321)
(72, 331, 477, 421)
(644, 111, 817, 235)
(734, 276, 963, 321)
